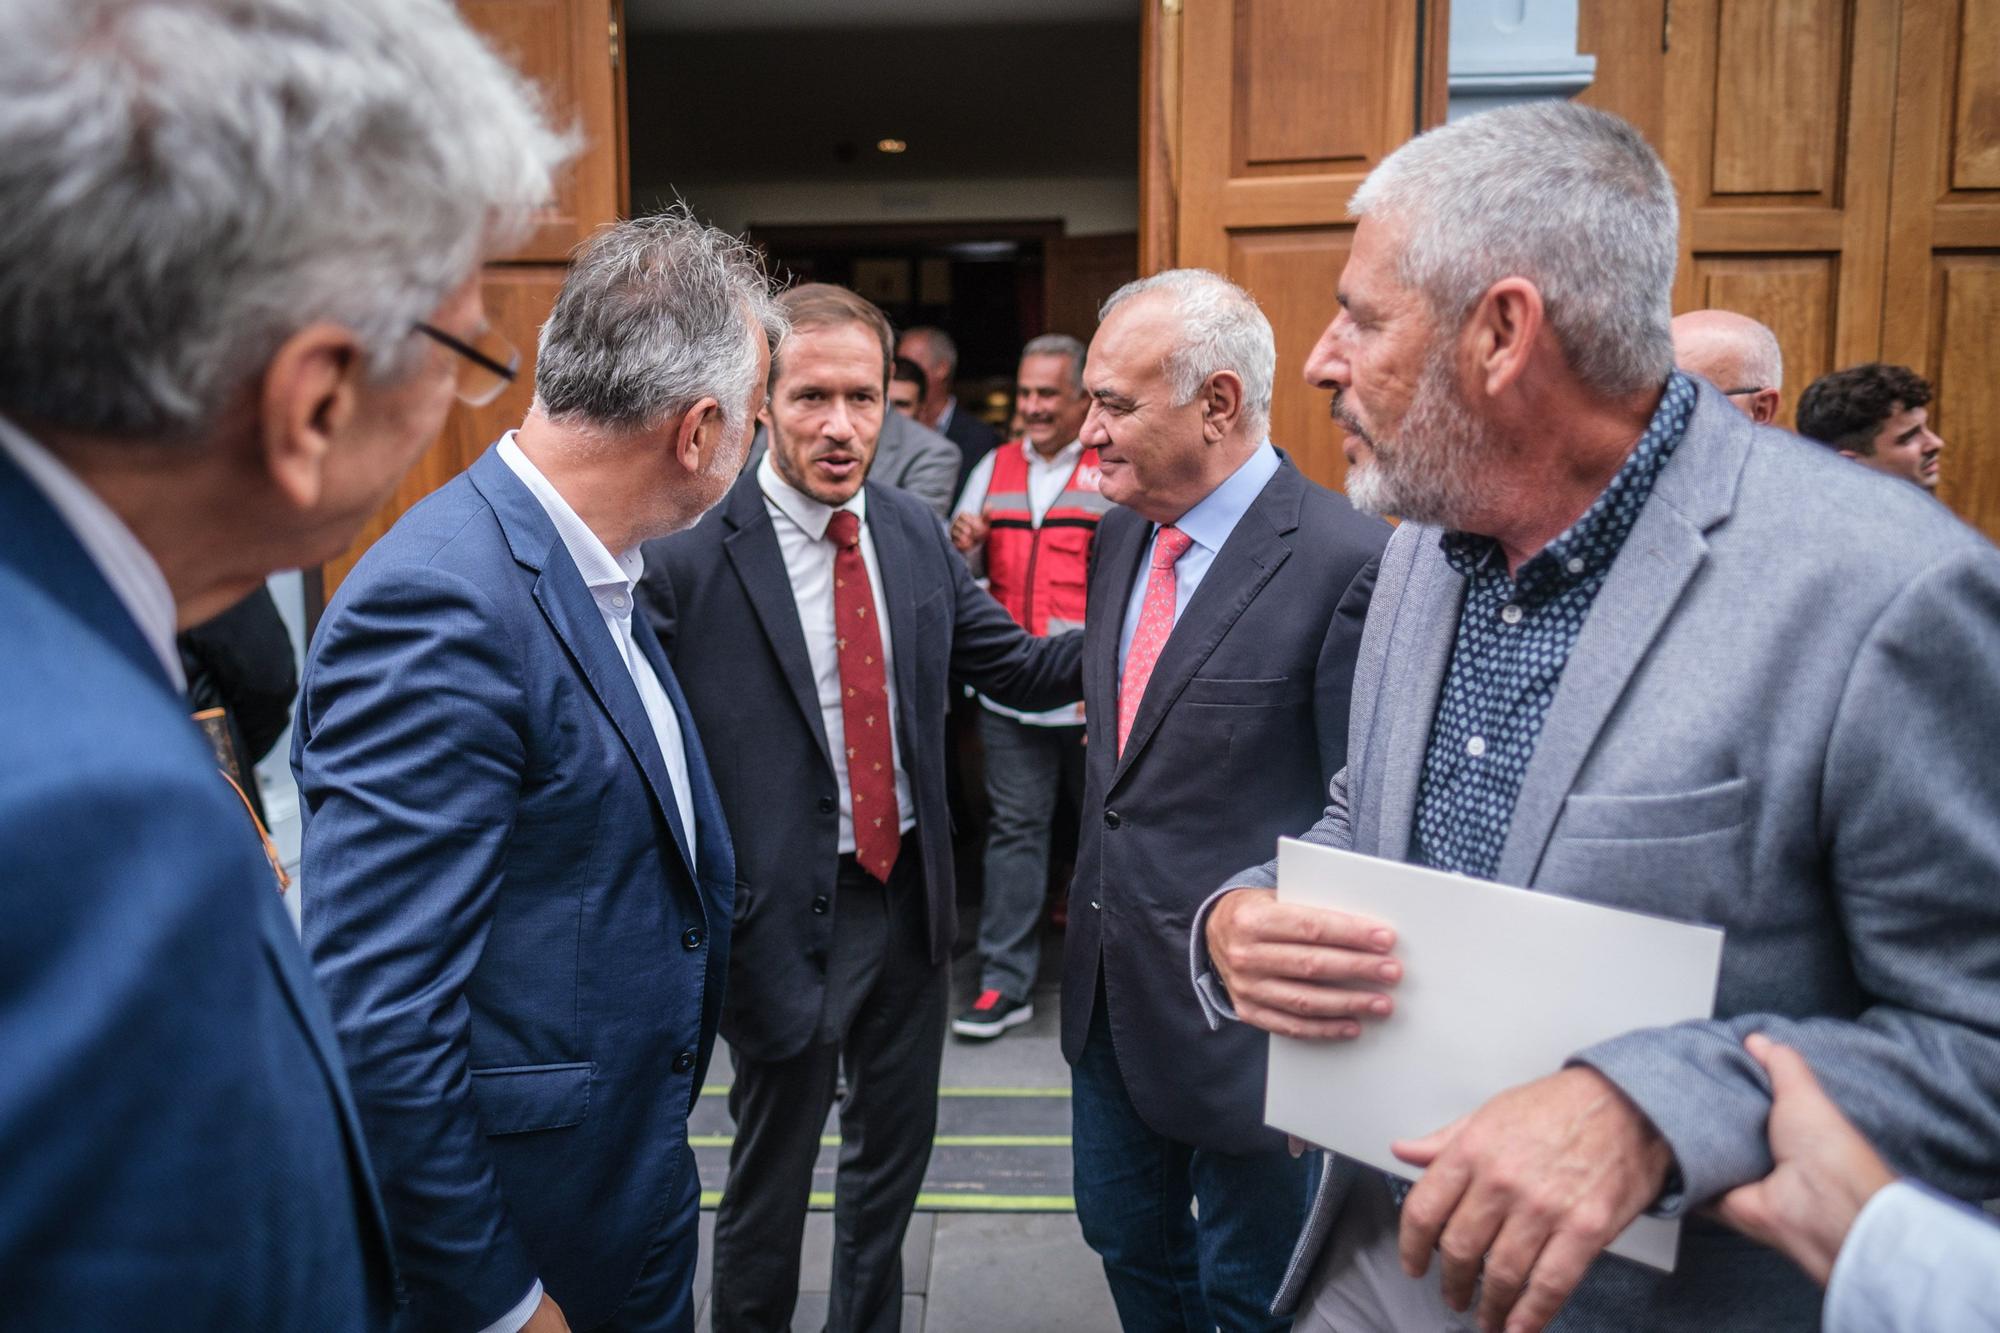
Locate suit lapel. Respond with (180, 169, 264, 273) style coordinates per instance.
(1109, 467, 1296, 790)
(865, 486, 925, 759)
(1494, 386, 1748, 885)
(720, 475, 835, 771)
(468, 448, 697, 885)
(633, 616, 733, 897)
(1371, 541, 1465, 860)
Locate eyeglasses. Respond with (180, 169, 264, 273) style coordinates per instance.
(414, 321, 519, 407)
(1722, 386, 1769, 398)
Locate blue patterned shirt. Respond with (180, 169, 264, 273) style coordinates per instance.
(1411, 372, 1697, 880)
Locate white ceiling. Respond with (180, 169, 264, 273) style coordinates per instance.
(626, 0, 1139, 32)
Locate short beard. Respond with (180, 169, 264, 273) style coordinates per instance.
(1339, 343, 1495, 528)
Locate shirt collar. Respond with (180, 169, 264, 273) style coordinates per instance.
(1020, 437, 1085, 468)
(1171, 441, 1280, 555)
(1440, 371, 1698, 594)
(0, 413, 184, 689)
(497, 433, 642, 592)
(757, 450, 867, 542)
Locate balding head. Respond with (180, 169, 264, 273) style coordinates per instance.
(1672, 310, 1783, 424)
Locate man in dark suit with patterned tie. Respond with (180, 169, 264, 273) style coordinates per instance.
(1063, 270, 1389, 1330)
(640, 284, 1082, 1333)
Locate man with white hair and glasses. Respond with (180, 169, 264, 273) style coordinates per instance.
(1196, 101, 2000, 1332)
(298, 212, 783, 1333)
(0, 1, 565, 1326)
(1063, 270, 1389, 1330)
(1671, 309, 1784, 425)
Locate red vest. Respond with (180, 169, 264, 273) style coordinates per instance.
(981, 442, 1109, 636)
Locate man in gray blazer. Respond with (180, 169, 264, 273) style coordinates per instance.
(1195, 101, 2000, 1332)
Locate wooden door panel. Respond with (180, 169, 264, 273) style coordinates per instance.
(1951, 0, 2000, 188)
(1171, 0, 1436, 492)
(322, 267, 566, 596)
(1929, 256, 2000, 540)
(464, 0, 622, 262)
(1690, 255, 1838, 427)
(1711, 0, 1846, 198)
(1230, 228, 1353, 490)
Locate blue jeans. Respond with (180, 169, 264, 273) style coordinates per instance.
(1071, 991, 1316, 1332)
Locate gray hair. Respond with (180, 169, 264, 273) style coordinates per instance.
(0, 0, 571, 439)
(1099, 270, 1275, 439)
(1021, 333, 1087, 393)
(534, 209, 786, 437)
(1350, 100, 1679, 398)
(901, 326, 958, 374)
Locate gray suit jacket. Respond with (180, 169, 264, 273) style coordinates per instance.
(744, 414, 961, 519)
(1203, 380, 2000, 1328)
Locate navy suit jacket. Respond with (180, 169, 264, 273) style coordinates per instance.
(298, 446, 732, 1331)
(1064, 455, 1387, 1153)
(0, 448, 394, 1328)
(639, 470, 1081, 1062)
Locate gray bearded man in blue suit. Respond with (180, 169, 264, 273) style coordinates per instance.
(299, 216, 783, 1333)
(0, 2, 565, 1327)
(1196, 102, 2000, 1332)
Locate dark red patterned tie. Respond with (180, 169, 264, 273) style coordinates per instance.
(826, 509, 900, 882)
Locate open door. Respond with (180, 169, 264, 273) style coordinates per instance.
(318, 0, 628, 607)
(1140, 0, 1446, 492)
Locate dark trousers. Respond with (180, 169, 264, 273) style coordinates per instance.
(1071, 987, 1316, 1333)
(973, 711, 1086, 1002)
(710, 840, 946, 1333)
(595, 1150, 701, 1332)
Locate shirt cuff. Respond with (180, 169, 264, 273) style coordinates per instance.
(1188, 884, 1242, 1028)
(478, 1279, 544, 1333)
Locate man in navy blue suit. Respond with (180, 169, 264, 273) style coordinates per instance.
(299, 214, 783, 1333)
(0, 1, 566, 1327)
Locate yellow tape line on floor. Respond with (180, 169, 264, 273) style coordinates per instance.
(699, 1085, 1070, 1099)
(699, 1190, 1075, 1211)
(690, 1134, 1070, 1148)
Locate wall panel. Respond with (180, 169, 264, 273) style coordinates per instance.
(1930, 255, 2000, 539)
(1712, 0, 1845, 198)
(1229, 228, 1355, 489)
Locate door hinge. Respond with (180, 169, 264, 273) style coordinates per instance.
(1662, 0, 1673, 53)
(609, 15, 621, 70)
(1163, 0, 1182, 16)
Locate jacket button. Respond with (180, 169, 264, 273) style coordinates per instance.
(818, 796, 836, 814)
(1103, 810, 1121, 829)
(672, 1051, 695, 1074)
(682, 927, 703, 951)
(812, 894, 830, 914)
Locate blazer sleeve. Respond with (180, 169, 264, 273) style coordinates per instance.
(936, 511, 1085, 711)
(898, 431, 963, 519)
(1574, 545, 2000, 1212)
(295, 563, 538, 1330)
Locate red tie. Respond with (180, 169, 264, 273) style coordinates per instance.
(1117, 524, 1194, 756)
(826, 509, 900, 882)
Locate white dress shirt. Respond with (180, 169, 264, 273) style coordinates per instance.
(1824, 1180, 2000, 1332)
(1116, 441, 1281, 673)
(490, 435, 704, 1333)
(954, 437, 1088, 727)
(757, 453, 916, 852)
(499, 436, 696, 869)
(0, 413, 183, 690)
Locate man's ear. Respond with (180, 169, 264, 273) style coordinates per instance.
(258, 322, 366, 511)
(1465, 277, 1544, 399)
(676, 396, 726, 473)
(1838, 448, 1862, 461)
(1750, 389, 1782, 426)
(1200, 369, 1246, 443)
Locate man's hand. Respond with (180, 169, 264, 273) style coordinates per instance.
(522, 1292, 571, 1333)
(1390, 1066, 1673, 1333)
(1712, 1034, 1895, 1286)
(950, 511, 990, 553)
(1203, 886, 1399, 1039)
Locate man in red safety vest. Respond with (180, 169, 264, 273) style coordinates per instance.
(948, 333, 1105, 1039)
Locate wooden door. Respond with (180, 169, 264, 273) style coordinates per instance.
(1146, 0, 1445, 492)
(1660, 0, 1899, 431)
(1882, 0, 2000, 541)
(319, 0, 627, 603)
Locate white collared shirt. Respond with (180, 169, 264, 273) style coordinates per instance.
(757, 453, 916, 852)
(0, 413, 184, 690)
(498, 435, 696, 868)
(954, 437, 1089, 727)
